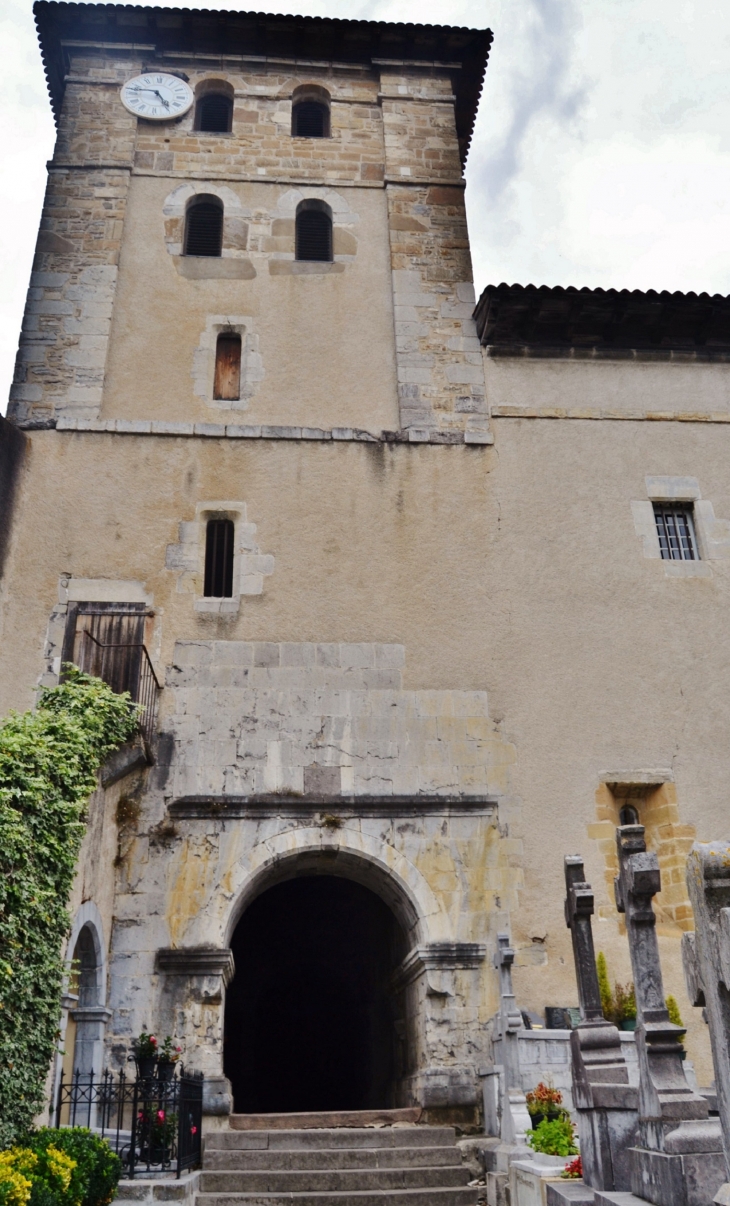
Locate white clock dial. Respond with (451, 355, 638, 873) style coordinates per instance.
(121, 73, 194, 121)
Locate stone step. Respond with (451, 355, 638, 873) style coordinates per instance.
(204, 1147, 462, 1171)
(196, 1190, 479, 1206)
(206, 1127, 457, 1151)
(199, 1168, 469, 1193)
(229, 1109, 421, 1131)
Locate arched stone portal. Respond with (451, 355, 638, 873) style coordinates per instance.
(224, 874, 408, 1113)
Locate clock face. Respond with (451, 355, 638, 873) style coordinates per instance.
(121, 73, 194, 121)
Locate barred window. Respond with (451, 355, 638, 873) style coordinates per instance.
(295, 200, 332, 262)
(185, 196, 223, 257)
(204, 518, 235, 597)
(653, 505, 698, 561)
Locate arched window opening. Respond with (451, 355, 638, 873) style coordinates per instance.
(214, 333, 242, 401)
(619, 804, 639, 826)
(292, 100, 329, 138)
(184, 196, 223, 257)
(204, 518, 235, 598)
(295, 200, 332, 263)
(196, 93, 233, 133)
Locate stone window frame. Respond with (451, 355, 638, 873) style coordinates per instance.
(165, 500, 274, 614)
(193, 78, 235, 134)
(192, 314, 264, 413)
(631, 475, 730, 576)
(290, 83, 332, 139)
(266, 187, 358, 275)
(163, 182, 250, 260)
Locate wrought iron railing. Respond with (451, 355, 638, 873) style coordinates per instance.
(77, 630, 161, 744)
(54, 1068, 203, 1178)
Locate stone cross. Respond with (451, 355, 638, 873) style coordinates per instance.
(614, 824, 725, 1206)
(685, 840, 730, 1202)
(614, 824, 708, 1140)
(564, 854, 607, 1023)
(564, 855, 638, 1191)
(494, 932, 523, 1092)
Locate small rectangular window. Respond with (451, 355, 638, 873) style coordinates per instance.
(653, 504, 698, 561)
(214, 333, 242, 401)
(204, 518, 235, 597)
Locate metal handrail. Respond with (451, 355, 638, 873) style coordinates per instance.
(77, 631, 161, 743)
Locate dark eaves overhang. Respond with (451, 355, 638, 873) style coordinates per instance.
(474, 282, 730, 360)
(33, 0, 492, 165)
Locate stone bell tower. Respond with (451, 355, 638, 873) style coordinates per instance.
(2, 3, 515, 1127)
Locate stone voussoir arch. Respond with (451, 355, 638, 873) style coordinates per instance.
(163, 182, 250, 258)
(224, 826, 450, 950)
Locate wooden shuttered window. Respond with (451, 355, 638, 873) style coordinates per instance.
(185, 199, 223, 256)
(214, 333, 242, 400)
(204, 519, 235, 598)
(292, 101, 329, 137)
(296, 207, 332, 262)
(196, 94, 233, 133)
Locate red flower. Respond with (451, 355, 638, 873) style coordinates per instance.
(191, 1127, 197, 1135)
(157, 1110, 165, 1121)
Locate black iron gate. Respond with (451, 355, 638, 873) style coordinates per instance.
(55, 1068, 203, 1177)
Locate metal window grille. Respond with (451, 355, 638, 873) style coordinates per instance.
(292, 101, 329, 137)
(653, 505, 698, 561)
(55, 1068, 203, 1179)
(204, 518, 235, 597)
(296, 209, 332, 262)
(197, 93, 232, 132)
(185, 201, 223, 256)
(213, 333, 241, 400)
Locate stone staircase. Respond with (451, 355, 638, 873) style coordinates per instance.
(198, 1122, 480, 1205)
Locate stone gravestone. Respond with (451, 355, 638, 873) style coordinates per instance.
(486, 933, 531, 1206)
(563, 854, 639, 1191)
(599, 824, 725, 1206)
(684, 840, 730, 1205)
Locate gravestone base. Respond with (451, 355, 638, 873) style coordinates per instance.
(629, 1143, 727, 1206)
(578, 1102, 638, 1191)
(486, 1169, 509, 1206)
(713, 1186, 730, 1205)
(546, 1182, 595, 1204)
(593, 1193, 652, 1206)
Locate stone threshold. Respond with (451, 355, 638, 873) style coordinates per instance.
(29, 418, 493, 445)
(230, 1108, 422, 1130)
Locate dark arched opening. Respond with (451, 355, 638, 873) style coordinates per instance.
(224, 875, 407, 1113)
(295, 200, 332, 262)
(184, 195, 223, 257)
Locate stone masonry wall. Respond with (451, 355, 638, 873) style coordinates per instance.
(108, 640, 521, 1104)
(9, 62, 138, 426)
(380, 71, 489, 440)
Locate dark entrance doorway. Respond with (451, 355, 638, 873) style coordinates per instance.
(224, 875, 407, 1113)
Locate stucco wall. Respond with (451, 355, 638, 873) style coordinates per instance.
(1, 418, 728, 1082)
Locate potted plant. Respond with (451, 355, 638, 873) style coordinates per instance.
(614, 981, 637, 1031)
(525, 1082, 564, 1128)
(562, 1156, 583, 1180)
(667, 994, 686, 1058)
(131, 1031, 158, 1079)
(157, 1036, 183, 1082)
(597, 953, 637, 1029)
(138, 1105, 178, 1166)
(527, 1113, 579, 1159)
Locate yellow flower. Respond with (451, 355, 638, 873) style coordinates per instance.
(0, 1149, 36, 1206)
(45, 1147, 76, 1194)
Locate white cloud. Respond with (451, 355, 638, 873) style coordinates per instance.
(2, 0, 730, 413)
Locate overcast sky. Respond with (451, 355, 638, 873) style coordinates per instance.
(2, 0, 730, 413)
